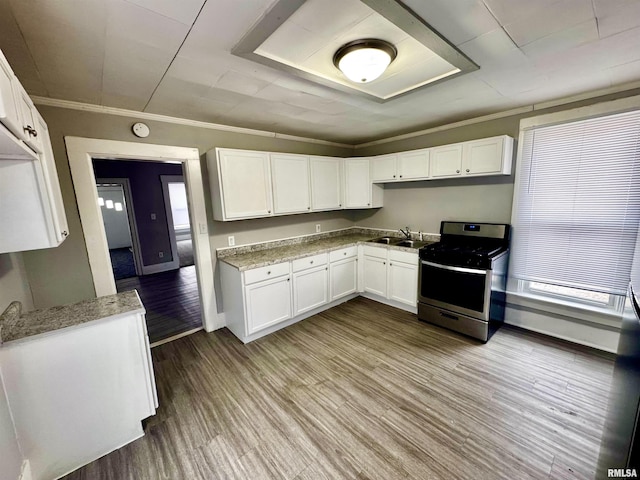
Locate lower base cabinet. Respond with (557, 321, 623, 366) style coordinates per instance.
(361, 245, 418, 308)
(0, 310, 157, 480)
(293, 264, 329, 315)
(245, 274, 292, 334)
(329, 247, 358, 300)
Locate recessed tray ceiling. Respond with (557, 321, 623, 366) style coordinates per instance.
(233, 0, 478, 102)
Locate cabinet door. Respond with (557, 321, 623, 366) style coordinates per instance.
(293, 264, 329, 315)
(344, 158, 371, 208)
(330, 257, 357, 300)
(463, 136, 505, 175)
(431, 144, 463, 178)
(398, 149, 430, 180)
(371, 154, 397, 182)
(218, 149, 273, 219)
(34, 111, 68, 244)
(0, 52, 22, 139)
(245, 275, 292, 334)
(13, 82, 43, 153)
(271, 153, 310, 214)
(310, 156, 342, 210)
(388, 260, 418, 306)
(363, 255, 387, 297)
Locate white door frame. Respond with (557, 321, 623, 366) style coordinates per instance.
(159, 175, 184, 271)
(96, 178, 144, 276)
(65, 136, 221, 332)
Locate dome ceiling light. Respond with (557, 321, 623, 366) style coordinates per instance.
(333, 39, 397, 84)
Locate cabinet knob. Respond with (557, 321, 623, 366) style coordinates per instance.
(267, 271, 271, 275)
(62, 231, 68, 236)
(367, 203, 370, 206)
(344, 252, 347, 255)
(310, 260, 314, 264)
(23, 125, 37, 137)
(307, 207, 310, 210)
(390, 263, 392, 266)
(393, 175, 396, 178)
(456, 170, 460, 173)
(287, 278, 290, 282)
(466, 169, 470, 173)
(268, 210, 271, 213)
(339, 204, 342, 207)
(383, 262, 386, 265)
(325, 267, 328, 270)
(399, 175, 403, 178)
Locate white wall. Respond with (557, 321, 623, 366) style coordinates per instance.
(97, 186, 132, 250)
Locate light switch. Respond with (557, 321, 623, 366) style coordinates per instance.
(150, 213, 157, 220)
(199, 223, 208, 235)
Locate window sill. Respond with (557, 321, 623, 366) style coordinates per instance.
(506, 291, 622, 328)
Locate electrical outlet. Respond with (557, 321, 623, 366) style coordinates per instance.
(228, 235, 235, 247)
(150, 213, 157, 220)
(316, 224, 321, 233)
(158, 251, 164, 258)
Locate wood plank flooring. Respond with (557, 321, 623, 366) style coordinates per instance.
(63, 297, 614, 480)
(116, 265, 202, 343)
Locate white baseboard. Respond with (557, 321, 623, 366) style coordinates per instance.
(19, 460, 32, 480)
(505, 304, 619, 353)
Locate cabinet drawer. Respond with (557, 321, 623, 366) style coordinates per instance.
(292, 252, 328, 272)
(389, 249, 418, 264)
(243, 262, 290, 285)
(362, 245, 387, 259)
(329, 246, 358, 262)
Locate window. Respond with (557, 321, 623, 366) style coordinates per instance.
(510, 109, 640, 312)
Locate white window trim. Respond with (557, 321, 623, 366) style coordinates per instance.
(508, 94, 640, 324)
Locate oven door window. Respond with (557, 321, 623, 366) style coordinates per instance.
(421, 263, 487, 312)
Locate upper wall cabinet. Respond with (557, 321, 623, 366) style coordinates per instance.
(344, 158, 383, 209)
(209, 148, 274, 221)
(430, 135, 513, 179)
(310, 156, 342, 211)
(270, 153, 311, 214)
(371, 150, 430, 182)
(0, 49, 69, 254)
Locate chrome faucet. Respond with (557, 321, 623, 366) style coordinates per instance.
(399, 226, 411, 240)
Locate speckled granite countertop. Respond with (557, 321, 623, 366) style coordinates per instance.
(0, 290, 144, 345)
(217, 228, 439, 271)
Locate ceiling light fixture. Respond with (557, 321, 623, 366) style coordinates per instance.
(333, 39, 397, 84)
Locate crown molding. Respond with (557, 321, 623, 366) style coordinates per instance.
(32, 79, 640, 151)
(30, 96, 354, 149)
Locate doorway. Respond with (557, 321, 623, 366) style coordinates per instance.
(93, 159, 203, 345)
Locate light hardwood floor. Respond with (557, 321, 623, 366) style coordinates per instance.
(63, 297, 614, 480)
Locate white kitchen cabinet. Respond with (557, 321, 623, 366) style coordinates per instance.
(431, 143, 463, 178)
(329, 246, 358, 301)
(310, 156, 342, 210)
(293, 258, 329, 315)
(209, 148, 273, 221)
(270, 153, 311, 214)
(344, 157, 383, 209)
(0, 296, 157, 480)
(13, 82, 43, 153)
(372, 151, 430, 182)
(245, 272, 292, 334)
(371, 154, 398, 181)
(397, 148, 430, 180)
(462, 135, 513, 176)
(0, 50, 22, 139)
(0, 49, 69, 254)
(363, 254, 387, 297)
(360, 246, 418, 311)
(388, 250, 419, 307)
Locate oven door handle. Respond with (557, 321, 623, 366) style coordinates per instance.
(421, 260, 488, 275)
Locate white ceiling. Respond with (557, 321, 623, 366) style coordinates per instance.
(0, 0, 639, 143)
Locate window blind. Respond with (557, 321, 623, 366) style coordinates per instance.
(510, 109, 640, 296)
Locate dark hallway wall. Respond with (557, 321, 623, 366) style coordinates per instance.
(93, 159, 183, 266)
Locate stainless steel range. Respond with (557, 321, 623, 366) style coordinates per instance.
(417, 221, 510, 342)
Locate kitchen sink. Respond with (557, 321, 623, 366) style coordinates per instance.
(369, 236, 397, 244)
(395, 240, 417, 247)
